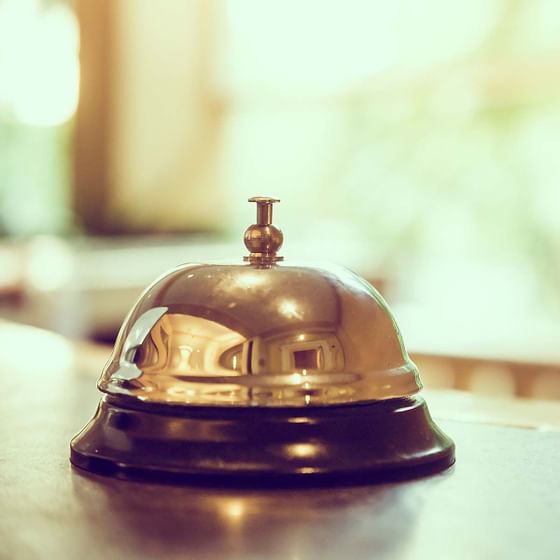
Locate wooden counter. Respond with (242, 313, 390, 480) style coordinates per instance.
(1, 322, 559, 559)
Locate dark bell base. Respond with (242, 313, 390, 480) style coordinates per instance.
(70, 396, 455, 486)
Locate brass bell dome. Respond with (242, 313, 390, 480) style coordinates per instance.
(71, 198, 454, 483)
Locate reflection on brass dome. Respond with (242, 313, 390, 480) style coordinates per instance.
(100, 263, 421, 406)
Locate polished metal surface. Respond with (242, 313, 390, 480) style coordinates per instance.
(243, 196, 284, 264)
(98, 198, 422, 406)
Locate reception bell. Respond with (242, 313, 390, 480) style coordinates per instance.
(71, 197, 455, 483)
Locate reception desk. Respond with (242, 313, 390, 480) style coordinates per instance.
(1, 321, 559, 559)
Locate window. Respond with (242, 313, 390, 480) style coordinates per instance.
(0, 0, 78, 235)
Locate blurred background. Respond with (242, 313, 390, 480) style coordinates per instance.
(1, 0, 559, 403)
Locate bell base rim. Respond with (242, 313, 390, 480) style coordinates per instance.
(70, 396, 455, 486)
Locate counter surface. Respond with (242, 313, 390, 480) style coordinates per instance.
(1, 322, 559, 560)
